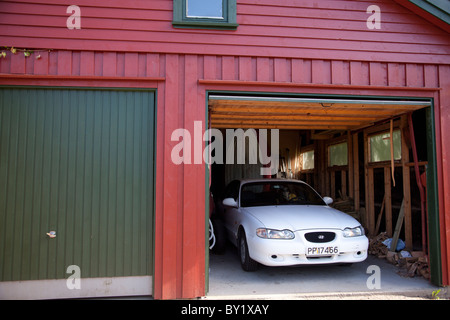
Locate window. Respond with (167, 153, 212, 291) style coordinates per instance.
(173, 0, 238, 30)
(187, 0, 223, 19)
(328, 142, 348, 167)
(369, 130, 401, 163)
(301, 150, 315, 170)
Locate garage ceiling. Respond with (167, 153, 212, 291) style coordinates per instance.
(209, 95, 430, 131)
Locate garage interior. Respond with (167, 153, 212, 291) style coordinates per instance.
(207, 93, 435, 293)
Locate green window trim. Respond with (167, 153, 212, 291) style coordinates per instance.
(173, 0, 238, 30)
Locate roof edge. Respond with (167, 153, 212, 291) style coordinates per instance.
(393, 0, 450, 33)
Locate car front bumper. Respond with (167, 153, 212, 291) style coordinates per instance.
(246, 229, 369, 266)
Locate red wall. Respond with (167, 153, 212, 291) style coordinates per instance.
(1, 0, 449, 64)
(0, 0, 449, 299)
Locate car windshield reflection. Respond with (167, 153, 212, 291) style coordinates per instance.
(240, 181, 326, 207)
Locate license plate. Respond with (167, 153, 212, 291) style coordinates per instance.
(307, 246, 339, 256)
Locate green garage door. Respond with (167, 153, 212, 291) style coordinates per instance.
(0, 87, 155, 282)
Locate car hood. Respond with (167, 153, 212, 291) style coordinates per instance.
(242, 205, 360, 231)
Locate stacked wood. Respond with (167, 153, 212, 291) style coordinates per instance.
(369, 232, 430, 280)
(393, 253, 430, 280)
(368, 232, 389, 258)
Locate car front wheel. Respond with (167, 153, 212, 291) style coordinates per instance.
(238, 229, 258, 272)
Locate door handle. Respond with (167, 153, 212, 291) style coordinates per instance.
(46, 231, 56, 238)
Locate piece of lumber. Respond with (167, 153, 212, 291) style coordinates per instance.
(375, 193, 386, 235)
(390, 199, 405, 252)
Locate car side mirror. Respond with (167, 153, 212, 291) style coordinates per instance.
(223, 198, 238, 208)
(323, 197, 333, 205)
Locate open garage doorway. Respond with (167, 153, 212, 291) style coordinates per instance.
(206, 92, 441, 297)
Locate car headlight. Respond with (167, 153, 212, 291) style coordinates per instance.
(256, 228, 295, 239)
(343, 226, 364, 237)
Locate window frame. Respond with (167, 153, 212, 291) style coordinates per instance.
(328, 141, 348, 167)
(368, 129, 402, 163)
(300, 147, 315, 171)
(173, 0, 238, 30)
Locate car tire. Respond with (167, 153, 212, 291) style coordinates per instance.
(238, 229, 258, 272)
(211, 218, 226, 254)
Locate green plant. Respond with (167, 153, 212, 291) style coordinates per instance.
(431, 289, 441, 300)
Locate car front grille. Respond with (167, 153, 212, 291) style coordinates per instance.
(305, 231, 336, 243)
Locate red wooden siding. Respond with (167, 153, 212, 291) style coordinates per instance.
(1, 50, 449, 298)
(0, 0, 449, 64)
(1, 0, 450, 300)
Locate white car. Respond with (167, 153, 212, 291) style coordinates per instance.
(220, 179, 368, 271)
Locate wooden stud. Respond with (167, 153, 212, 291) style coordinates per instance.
(347, 132, 354, 199)
(352, 133, 360, 211)
(384, 166, 393, 236)
(367, 167, 375, 235)
(391, 199, 405, 252)
(401, 115, 412, 250)
(375, 193, 386, 235)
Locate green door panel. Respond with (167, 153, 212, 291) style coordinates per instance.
(0, 87, 155, 281)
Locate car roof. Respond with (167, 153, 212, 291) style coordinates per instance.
(238, 178, 308, 185)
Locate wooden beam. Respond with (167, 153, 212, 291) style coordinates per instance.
(348, 132, 354, 199)
(375, 193, 386, 235)
(211, 123, 353, 130)
(401, 115, 412, 250)
(341, 170, 347, 198)
(352, 133, 360, 211)
(384, 166, 393, 237)
(390, 199, 405, 252)
(367, 167, 375, 235)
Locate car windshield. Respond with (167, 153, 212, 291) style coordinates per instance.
(240, 181, 326, 207)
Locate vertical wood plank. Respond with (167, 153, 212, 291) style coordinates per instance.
(388, 63, 406, 87)
(103, 52, 117, 77)
(406, 64, 424, 87)
(222, 56, 235, 80)
(10, 53, 26, 74)
(203, 55, 216, 80)
(438, 65, 450, 286)
(182, 54, 198, 298)
(401, 115, 412, 250)
(160, 54, 180, 299)
(291, 59, 304, 83)
(274, 58, 289, 82)
(57, 51, 71, 76)
(347, 132, 354, 198)
(330, 170, 335, 199)
(33, 51, 49, 75)
(370, 62, 388, 86)
(384, 166, 393, 236)
(124, 53, 139, 77)
(312, 60, 325, 84)
(363, 130, 369, 231)
(239, 56, 252, 81)
(256, 57, 270, 82)
(80, 52, 95, 76)
(352, 133, 360, 211)
(146, 53, 160, 78)
(331, 60, 347, 85)
(424, 64, 439, 88)
(350, 61, 369, 86)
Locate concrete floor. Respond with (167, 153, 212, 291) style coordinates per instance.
(206, 244, 443, 299)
